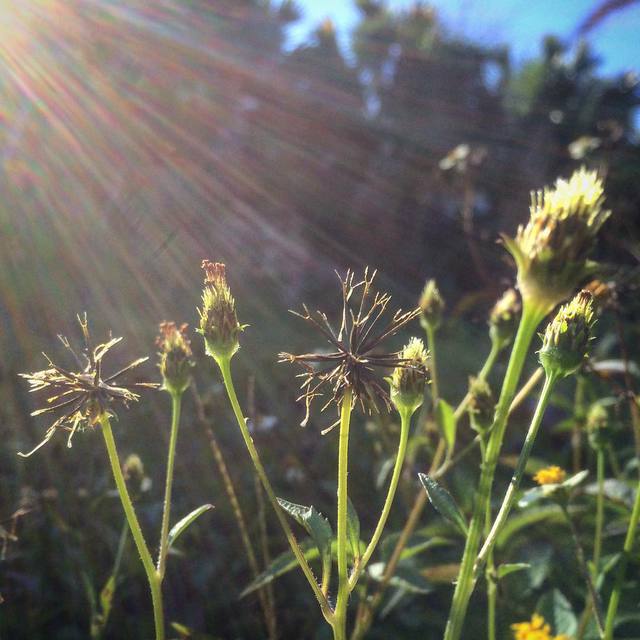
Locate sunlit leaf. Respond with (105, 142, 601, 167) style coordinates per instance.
(436, 399, 456, 453)
(167, 504, 214, 550)
(418, 473, 467, 535)
(347, 497, 361, 564)
(496, 562, 530, 580)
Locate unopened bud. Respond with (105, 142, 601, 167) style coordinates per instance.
(157, 321, 193, 394)
(419, 279, 445, 331)
(539, 290, 595, 379)
(489, 289, 520, 350)
(390, 338, 429, 415)
(467, 377, 495, 434)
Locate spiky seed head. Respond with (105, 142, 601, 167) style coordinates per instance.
(419, 279, 445, 331)
(502, 168, 610, 312)
(467, 377, 495, 434)
(157, 321, 193, 394)
(539, 290, 595, 379)
(489, 289, 521, 350)
(390, 338, 429, 415)
(533, 465, 566, 486)
(198, 261, 245, 363)
(586, 403, 610, 451)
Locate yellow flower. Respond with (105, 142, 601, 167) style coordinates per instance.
(533, 465, 567, 486)
(511, 613, 552, 640)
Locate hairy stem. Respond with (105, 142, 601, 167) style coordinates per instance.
(217, 357, 333, 623)
(100, 415, 164, 640)
(349, 406, 412, 590)
(333, 389, 353, 640)
(157, 391, 182, 580)
(444, 300, 545, 640)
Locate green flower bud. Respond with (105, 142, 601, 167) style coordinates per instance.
(198, 261, 245, 362)
(502, 168, 610, 312)
(390, 337, 429, 415)
(156, 321, 193, 394)
(586, 403, 609, 451)
(419, 279, 445, 331)
(488, 288, 521, 350)
(467, 377, 495, 435)
(539, 290, 595, 379)
(123, 453, 149, 496)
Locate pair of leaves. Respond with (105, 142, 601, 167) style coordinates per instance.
(418, 474, 467, 536)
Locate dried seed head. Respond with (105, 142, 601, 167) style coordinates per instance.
(156, 321, 193, 394)
(467, 377, 495, 434)
(18, 314, 154, 457)
(539, 290, 595, 379)
(419, 279, 445, 330)
(198, 261, 245, 362)
(533, 465, 566, 486)
(502, 167, 610, 311)
(489, 288, 521, 350)
(280, 268, 421, 425)
(390, 337, 429, 415)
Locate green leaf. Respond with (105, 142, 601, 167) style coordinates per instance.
(347, 497, 361, 564)
(436, 399, 456, 452)
(496, 504, 563, 548)
(167, 504, 214, 550)
(496, 563, 530, 580)
(240, 540, 318, 598)
(277, 498, 333, 565)
(518, 486, 547, 509)
(561, 469, 589, 489)
(380, 532, 452, 561)
(418, 473, 467, 535)
(99, 575, 115, 621)
(537, 589, 578, 636)
(367, 561, 434, 594)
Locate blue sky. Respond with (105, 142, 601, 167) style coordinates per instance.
(289, 0, 640, 76)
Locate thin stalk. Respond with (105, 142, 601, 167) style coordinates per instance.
(100, 415, 164, 640)
(476, 374, 557, 571)
(444, 300, 546, 640)
(425, 324, 439, 406)
(562, 506, 605, 637)
(217, 357, 333, 623)
(350, 337, 538, 640)
(480, 438, 497, 640)
(333, 389, 354, 640)
(349, 406, 412, 590)
(594, 448, 605, 573)
(157, 391, 182, 580)
(603, 471, 640, 640)
(255, 475, 278, 638)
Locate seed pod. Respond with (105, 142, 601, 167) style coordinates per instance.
(539, 290, 595, 379)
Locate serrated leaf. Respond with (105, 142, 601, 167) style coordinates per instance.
(277, 498, 332, 565)
(496, 563, 530, 579)
(367, 561, 434, 594)
(418, 474, 467, 535)
(241, 540, 318, 597)
(347, 497, 361, 564)
(436, 399, 456, 453)
(167, 504, 214, 550)
(537, 589, 577, 636)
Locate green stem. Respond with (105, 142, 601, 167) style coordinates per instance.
(100, 415, 164, 640)
(333, 389, 353, 640)
(476, 373, 557, 571)
(217, 357, 333, 623)
(604, 471, 640, 639)
(349, 406, 412, 590)
(157, 391, 182, 580)
(594, 448, 605, 573)
(444, 300, 546, 640)
(562, 506, 605, 637)
(480, 438, 497, 640)
(425, 323, 439, 407)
